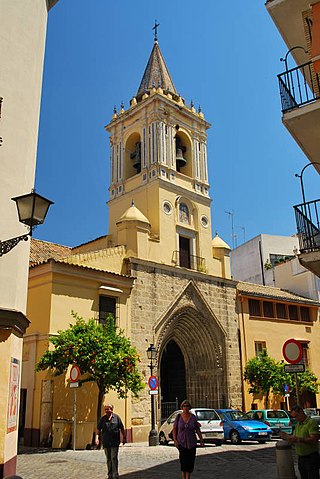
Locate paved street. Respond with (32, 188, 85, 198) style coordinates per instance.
(16, 440, 286, 479)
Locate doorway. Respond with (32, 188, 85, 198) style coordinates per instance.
(160, 340, 186, 420)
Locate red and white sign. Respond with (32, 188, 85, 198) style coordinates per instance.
(70, 364, 81, 382)
(282, 339, 303, 364)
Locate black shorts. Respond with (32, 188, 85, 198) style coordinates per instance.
(178, 445, 196, 473)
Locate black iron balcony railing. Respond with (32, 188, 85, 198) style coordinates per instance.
(278, 61, 320, 113)
(172, 251, 206, 272)
(294, 199, 320, 253)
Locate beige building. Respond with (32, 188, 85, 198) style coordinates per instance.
(238, 282, 320, 410)
(23, 38, 242, 446)
(0, 1, 58, 476)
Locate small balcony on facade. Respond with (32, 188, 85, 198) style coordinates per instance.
(172, 251, 206, 272)
(277, 61, 320, 174)
(294, 199, 320, 277)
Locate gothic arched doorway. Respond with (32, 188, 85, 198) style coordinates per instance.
(160, 340, 186, 420)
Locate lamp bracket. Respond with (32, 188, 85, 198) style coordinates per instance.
(0, 233, 30, 257)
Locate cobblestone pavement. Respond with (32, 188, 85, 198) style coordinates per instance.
(17, 441, 282, 479)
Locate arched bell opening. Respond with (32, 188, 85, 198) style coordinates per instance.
(124, 132, 141, 179)
(174, 130, 192, 177)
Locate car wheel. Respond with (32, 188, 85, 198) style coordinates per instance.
(159, 432, 168, 445)
(230, 430, 241, 445)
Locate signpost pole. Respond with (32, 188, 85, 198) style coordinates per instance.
(295, 372, 300, 407)
(73, 388, 77, 451)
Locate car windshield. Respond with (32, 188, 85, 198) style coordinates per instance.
(267, 410, 288, 419)
(195, 410, 219, 421)
(225, 411, 249, 421)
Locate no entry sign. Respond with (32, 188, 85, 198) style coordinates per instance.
(282, 339, 303, 364)
(70, 364, 81, 382)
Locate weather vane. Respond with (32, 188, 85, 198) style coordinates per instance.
(153, 20, 160, 42)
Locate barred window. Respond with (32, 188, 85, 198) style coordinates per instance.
(99, 296, 116, 325)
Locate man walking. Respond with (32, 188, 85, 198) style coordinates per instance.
(280, 405, 320, 479)
(96, 404, 126, 479)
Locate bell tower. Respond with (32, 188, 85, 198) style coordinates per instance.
(106, 34, 230, 278)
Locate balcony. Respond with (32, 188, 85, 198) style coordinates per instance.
(278, 62, 320, 113)
(172, 251, 206, 272)
(277, 62, 320, 173)
(294, 199, 320, 277)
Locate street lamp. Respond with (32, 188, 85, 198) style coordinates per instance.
(146, 343, 158, 446)
(295, 162, 320, 206)
(0, 190, 53, 257)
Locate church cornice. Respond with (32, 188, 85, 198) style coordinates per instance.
(105, 93, 211, 132)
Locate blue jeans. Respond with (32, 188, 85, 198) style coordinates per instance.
(104, 446, 119, 479)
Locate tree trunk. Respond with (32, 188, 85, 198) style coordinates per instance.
(97, 387, 104, 426)
(265, 390, 269, 409)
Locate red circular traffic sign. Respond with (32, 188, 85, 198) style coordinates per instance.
(282, 339, 303, 364)
(148, 376, 158, 390)
(70, 364, 81, 382)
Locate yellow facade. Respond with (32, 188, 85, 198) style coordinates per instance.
(238, 283, 320, 411)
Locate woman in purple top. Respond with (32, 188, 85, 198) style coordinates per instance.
(173, 400, 204, 479)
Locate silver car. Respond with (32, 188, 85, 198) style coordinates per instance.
(159, 408, 224, 446)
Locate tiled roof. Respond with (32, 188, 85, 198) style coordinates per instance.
(137, 41, 177, 97)
(30, 238, 72, 265)
(237, 281, 320, 306)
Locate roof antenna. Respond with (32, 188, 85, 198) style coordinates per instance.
(152, 19, 160, 42)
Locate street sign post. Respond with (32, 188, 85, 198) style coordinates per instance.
(148, 376, 158, 390)
(69, 365, 81, 451)
(284, 364, 305, 373)
(282, 339, 303, 364)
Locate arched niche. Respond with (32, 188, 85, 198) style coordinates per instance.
(124, 131, 141, 179)
(175, 130, 192, 177)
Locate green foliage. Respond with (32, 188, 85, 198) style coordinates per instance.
(36, 312, 145, 421)
(244, 350, 318, 408)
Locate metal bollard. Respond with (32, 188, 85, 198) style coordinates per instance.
(276, 440, 297, 479)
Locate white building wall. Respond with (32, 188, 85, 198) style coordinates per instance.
(231, 234, 299, 285)
(0, 0, 49, 312)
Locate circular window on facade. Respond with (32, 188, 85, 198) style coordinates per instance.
(201, 215, 209, 228)
(163, 201, 173, 215)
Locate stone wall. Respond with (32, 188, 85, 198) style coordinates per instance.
(128, 258, 242, 426)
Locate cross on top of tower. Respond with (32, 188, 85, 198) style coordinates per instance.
(152, 20, 160, 42)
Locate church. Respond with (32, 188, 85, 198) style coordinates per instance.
(22, 32, 319, 447)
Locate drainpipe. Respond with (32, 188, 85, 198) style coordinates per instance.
(259, 240, 265, 285)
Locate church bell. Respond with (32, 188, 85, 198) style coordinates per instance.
(176, 148, 187, 170)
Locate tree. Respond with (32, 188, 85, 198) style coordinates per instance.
(36, 312, 145, 424)
(243, 350, 282, 408)
(244, 350, 318, 407)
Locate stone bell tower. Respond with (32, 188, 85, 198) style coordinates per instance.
(106, 35, 230, 278)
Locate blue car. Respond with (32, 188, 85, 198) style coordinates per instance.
(216, 409, 273, 444)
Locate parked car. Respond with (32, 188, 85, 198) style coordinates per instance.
(216, 409, 273, 444)
(304, 408, 320, 433)
(246, 409, 292, 436)
(159, 408, 224, 446)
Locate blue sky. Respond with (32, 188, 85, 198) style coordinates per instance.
(34, 0, 319, 248)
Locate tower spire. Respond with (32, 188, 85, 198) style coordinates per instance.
(136, 37, 177, 98)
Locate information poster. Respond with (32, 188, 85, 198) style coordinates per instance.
(7, 358, 20, 433)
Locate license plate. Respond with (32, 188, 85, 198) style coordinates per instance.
(258, 432, 267, 436)
(204, 432, 218, 437)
